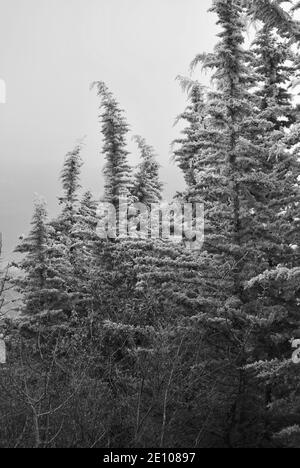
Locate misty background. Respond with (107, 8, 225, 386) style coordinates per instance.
(0, 0, 217, 259)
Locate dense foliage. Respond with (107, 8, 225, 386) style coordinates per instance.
(1, 0, 300, 448)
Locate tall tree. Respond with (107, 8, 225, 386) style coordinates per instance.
(241, 25, 300, 445)
(45, 144, 85, 313)
(15, 199, 72, 318)
(91, 81, 133, 206)
(173, 78, 206, 188)
(57, 143, 83, 234)
(172, 0, 300, 447)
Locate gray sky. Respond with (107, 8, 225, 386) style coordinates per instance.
(0, 0, 217, 259)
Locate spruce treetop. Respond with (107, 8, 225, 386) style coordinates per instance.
(58, 144, 83, 234)
(92, 81, 133, 205)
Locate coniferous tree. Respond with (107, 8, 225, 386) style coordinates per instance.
(251, 25, 298, 130)
(132, 135, 163, 204)
(72, 191, 99, 250)
(70, 191, 99, 314)
(48, 144, 84, 312)
(92, 81, 132, 206)
(58, 144, 83, 233)
(173, 78, 206, 188)
(241, 0, 300, 40)
(241, 24, 300, 448)
(169, 0, 300, 447)
(4, 0, 300, 448)
(244, 265, 300, 447)
(51, 144, 83, 258)
(169, 0, 298, 447)
(87, 78, 213, 447)
(243, 29, 300, 439)
(15, 200, 50, 315)
(15, 199, 73, 318)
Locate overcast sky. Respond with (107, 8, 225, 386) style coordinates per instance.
(0, 0, 217, 258)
